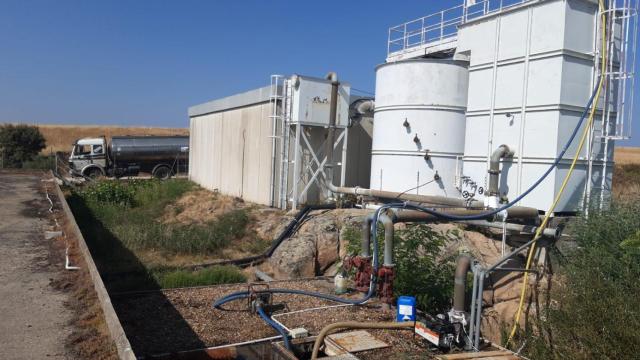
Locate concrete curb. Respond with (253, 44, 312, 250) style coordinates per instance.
(53, 180, 137, 360)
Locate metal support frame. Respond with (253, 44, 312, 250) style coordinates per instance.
(467, 236, 540, 350)
(290, 127, 347, 210)
(271, 75, 349, 210)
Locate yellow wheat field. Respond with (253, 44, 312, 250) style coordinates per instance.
(614, 147, 640, 165)
(35, 124, 189, 154)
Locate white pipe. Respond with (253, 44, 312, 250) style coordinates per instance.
(45, 186, 80, 271)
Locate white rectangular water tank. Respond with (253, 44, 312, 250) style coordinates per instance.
(455, 0, 613, 213)
(290, 75, 351, 127)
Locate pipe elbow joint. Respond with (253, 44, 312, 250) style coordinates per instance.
(325, 71, 339, 84)
(490, 144, 513, 163)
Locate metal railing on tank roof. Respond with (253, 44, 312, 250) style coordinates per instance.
(387, 0, 534, 58)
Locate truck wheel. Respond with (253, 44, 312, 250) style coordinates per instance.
(84, 168, 103, 180)
(153, 166, 172, 180)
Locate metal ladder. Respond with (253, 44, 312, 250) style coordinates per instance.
(586, 0, 638, 210)
(269, 75, 284, 208)
(276, 78, 294, 209)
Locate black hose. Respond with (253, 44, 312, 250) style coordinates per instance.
(186, 203, 337, 269)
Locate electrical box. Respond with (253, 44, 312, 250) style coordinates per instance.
(291, 75, 351, 128)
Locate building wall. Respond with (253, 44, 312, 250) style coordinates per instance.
(189, 102, 276, 206)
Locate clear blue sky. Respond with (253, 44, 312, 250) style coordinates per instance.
(1, 0, 638, 146)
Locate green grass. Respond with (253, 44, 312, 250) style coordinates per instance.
(20, 154, 56, 170)
(67, 179, 250, 292)
(154, 266, 247, 289)
(76, 180, 250, 255)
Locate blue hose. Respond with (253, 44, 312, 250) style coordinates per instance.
(213, 286, 375, 309)
(256, 304, 291, 350)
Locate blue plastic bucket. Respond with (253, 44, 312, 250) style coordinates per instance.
(396, 295, 416, 322)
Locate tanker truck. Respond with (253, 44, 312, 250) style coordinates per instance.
(68, 135, 189, 179)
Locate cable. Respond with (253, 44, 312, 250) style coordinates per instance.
(505, 0, 608, 346)
(351, 87, 375, 96)
(395, 179, 437, 199)
(256, 304, 291, 350)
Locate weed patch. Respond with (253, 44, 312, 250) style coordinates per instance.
(518, 200, 640, 359)
(155, 266, 246, 288)
(68, 179, 252, 292)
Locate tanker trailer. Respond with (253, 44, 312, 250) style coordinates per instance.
(68, 135, 189, 179)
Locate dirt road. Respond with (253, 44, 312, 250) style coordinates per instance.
(0, 171, 71, 359)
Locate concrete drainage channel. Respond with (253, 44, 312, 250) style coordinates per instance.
(52, 178, 137, 360)
(51, 179, 352, 360)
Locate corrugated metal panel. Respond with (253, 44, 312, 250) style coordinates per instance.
(189, 102, 276, 206)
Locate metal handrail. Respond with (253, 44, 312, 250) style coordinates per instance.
(387, 0, 534, 57)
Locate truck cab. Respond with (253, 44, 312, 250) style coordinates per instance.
(69, 137, 108, 178)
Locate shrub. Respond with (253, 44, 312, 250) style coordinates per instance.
(0, 124, 46, 168)
(82, 181, 136, 206)
(344, 222, 456, 313)
(521, 201, 640, 359)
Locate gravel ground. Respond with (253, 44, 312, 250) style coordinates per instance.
(277, 306, 436, 359)
(113, 278, 437, 358)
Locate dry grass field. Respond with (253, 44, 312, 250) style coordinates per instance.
(614, 146, 640, 164)
(36, 124, 188, 154)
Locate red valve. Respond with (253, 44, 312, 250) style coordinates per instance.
(343, 256, 373, 292)
(377, 266, 395, 305)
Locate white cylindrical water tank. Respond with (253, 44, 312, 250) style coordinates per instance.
(370, 59, 469, 198)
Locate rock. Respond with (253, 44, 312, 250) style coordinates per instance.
(269, 233, 316, 278)
(315, 219, 340, 273)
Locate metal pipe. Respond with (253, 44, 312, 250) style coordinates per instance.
(461, 219, 559, 239)
(473, 270, 485, 350)
(467, 267, 479, 350)
(380, 214, 394, 266)
(392, 206, 539, 221)
(362, 214, 373, 257)
(350, 98, 375, 120)
(453, 255, 472, 313)
(361, 207, 540, 269)
(487, 144, 513, 207)
(324, 72, 340, 199)
(360, 212, 393, 266)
